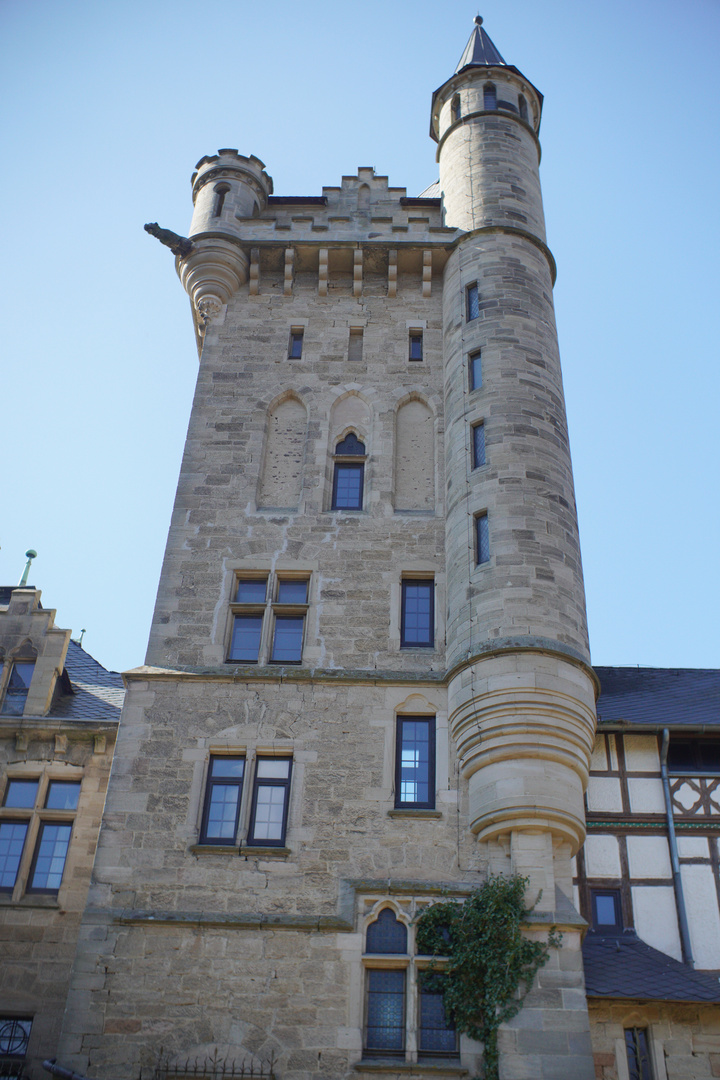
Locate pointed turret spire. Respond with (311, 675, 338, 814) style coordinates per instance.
(455, 16, 506, 73)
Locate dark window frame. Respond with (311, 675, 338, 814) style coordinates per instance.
(625, 1027, 654, 1080)
(199, 756, 246, 845)
(418, 972, 458, 1058)
(0, 1017, 33, 1058)
(26, 820, 73, 894)
(0, 820, 29, 893)
(590, 888, 623, 934)
(227, 576, 269, 664)
(400, 579, 435, 649)
(395, 717, 436, 810)
(288, 329, 304, 359)
(0, 661, 35, 717)
(331, 462, 365, 511)
(364, 968, 406, 1056)
(469, 350, 482, 391)
(483, 83, 497, 110)
(246, 757, 293, 848)
(348, 328, 364, 362)
(451, 94, 461, 123)
(667, 738, 720, 776)
(471, 421, 486, 468)
(409, 330, 423, 362)
(475, 513, 490, 565)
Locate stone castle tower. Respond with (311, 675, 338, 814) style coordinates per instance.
(60, 20, 598, 1080)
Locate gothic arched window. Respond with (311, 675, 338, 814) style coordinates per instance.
(331, 433, 366, 511)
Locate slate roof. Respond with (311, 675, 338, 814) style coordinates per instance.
(583, 931, 720, 1003)
(455, 18, 506, 73)
(595, 666, 720, 728)
(50, 639, 124, 723)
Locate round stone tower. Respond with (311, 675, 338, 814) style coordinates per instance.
(178, 149, 273, 318)
(435, 19, 597, 893)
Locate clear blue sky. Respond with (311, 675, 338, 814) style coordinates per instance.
(1, 0, 718, 673)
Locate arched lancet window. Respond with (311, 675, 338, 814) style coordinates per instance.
(212, 183, 231, 218)
(518, 94, 528, 121)
(451, 94, 461, 123)
(483, 83, 497, 110)
(366, 908, 408, 954)
(332, 433, 366, 511)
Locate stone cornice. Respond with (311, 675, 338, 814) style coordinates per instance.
(450, 224, 557, 285)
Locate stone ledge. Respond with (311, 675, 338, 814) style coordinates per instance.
(388, 810, 443, 820)
(354, 1060, 467, 1076)
(114, 909, 352, 932)
(189, 844, 240, 856)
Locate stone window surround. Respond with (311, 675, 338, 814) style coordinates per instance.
(191, 747, 296, 856)
(359, 899, 461, 1068)
(389, 570, 445, 656)
(226, 570, 311, 666)
(394, 716, 436, 811)
(614, 1018, 667, 1080)
(0, 763, 83, 903)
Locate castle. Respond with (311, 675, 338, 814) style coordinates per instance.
(2, 19, 720, 1080)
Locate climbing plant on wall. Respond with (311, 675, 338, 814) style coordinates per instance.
(415, 875, 561, 1080)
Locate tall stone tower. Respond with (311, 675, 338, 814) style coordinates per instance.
(60, 20, 597, 1080)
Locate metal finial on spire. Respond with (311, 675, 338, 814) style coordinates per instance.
(18, 549, 37, 587)
(78, 629, 86, 648)
(474, 15, 483, 25)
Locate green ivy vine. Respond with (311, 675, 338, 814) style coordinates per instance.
(415, 875, 561, 1080)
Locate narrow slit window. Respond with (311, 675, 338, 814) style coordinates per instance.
(418, 974, 458, 1057)
(409, 331, 423, 361)
(518, 94, 528, 121)
(484, 83, 497, 110)
(466, 283, 479, 321)
(212, 183, 231, 218)
(451, 94, 461, 123)
(366, 970, 405, 1054)
(348, 328, 364, 362)
(625, 1028, 654, 1080)
(288, 329, 304, 359)
(332, 433, 366, 511)
(472, 422, 486, 468)
(476, 513, 490, 565)
(469, 350, 482, 390)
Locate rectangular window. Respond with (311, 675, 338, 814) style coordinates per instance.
(625, 1028, 654, 1080)
(0, 1017, 32, 1058)
(3, 779, 39, 808)
(270, 616, 305, 663)
(401, 580, 434, 648)
(28, 822, 72, 892)
(469, 350, 482, 391)
(395, 717, 435, 809)
(229, 615, 263, 662)
(418, 974, 457, 1056)
(0, 822, 28, 891)
(277, 579, 308, 605)
(200, 757, 245, 844)
(235, 579, 267, 604)
(466, 283, 479, 321)
(288, 329, 304, 359)
(668, 738, 720, 775)
(365, 969, 405, 1054)
(247, 758, 292, 846)
(472, 422, 486, 468)
(409, 331, 423, 361)
(45, 781, 81, 811)
(591, 889, 623, 934)
(0, 662, 35, 717)
(475, 513, 490, 565)
(332, 463, 364, 510)
(348, 328, 364, 362)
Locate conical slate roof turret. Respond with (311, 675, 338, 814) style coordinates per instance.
(455, 16, 505, 72)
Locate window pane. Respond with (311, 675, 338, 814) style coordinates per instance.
(229, 615, 263, 662)
(277, 580, 308, 604)
(257, 759, 291, 779)
(205, 784, 241, 839)
(289, 331, 303, 358)
(419, 978, 456, 1054)
(469, 351, 482, 390)
(0, 1017, 32, 1057)
(348, 329, 363, 362)
(30, 823, 72, 891)
(0, 822, 28, 890)
(45, 781, 81, 811)
(4, 780, 39, 808)
(366, 908, 408, 954)
(593, 890, 622, 931)
(473, 422, 486, 468)
(366, 969, 405, 1051)
(476, 514, 490, 564)
(270, 616, 304, 663)
(409, 332, 423, 361)
(235, 579, 267, 603)
(398, 719, 432, 806)
(335, 433, 365, 455)
(625, 1028, 654, 1080)
(332, 464, 364, 510)
(484, 84, 497, 109)
(252, 785, 287, 840)
(466, 284, 479, 321)
(210, 758, 245, 779)
(1, 662, 35, 716)
(402, 581, 433, 647)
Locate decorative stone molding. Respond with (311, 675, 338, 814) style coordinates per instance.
(178, 237, 249, 317)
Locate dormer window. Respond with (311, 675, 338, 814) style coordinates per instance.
(483, 83, 497, 110)
(0, 660, 35, 717)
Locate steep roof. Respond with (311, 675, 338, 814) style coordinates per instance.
(50, 639, 124, 722)
(584, 932, 720, 1003)
(455, 17, 506, 73)
(595, 666, 720, 728)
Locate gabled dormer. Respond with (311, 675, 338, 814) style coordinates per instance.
(0, 589, 71, 718)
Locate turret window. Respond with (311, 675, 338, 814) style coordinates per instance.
(451, 94, 461, 123)
(471, 422, 486, 468)
(409, 330, 423, 361)
(469, 350, 482, 390)
(465, 283, 480, 321)
(475, 513, 490, 565)
(212, 183, 231, 218)
(518, 94, 528, 121)
(483, 83, 497, 110)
